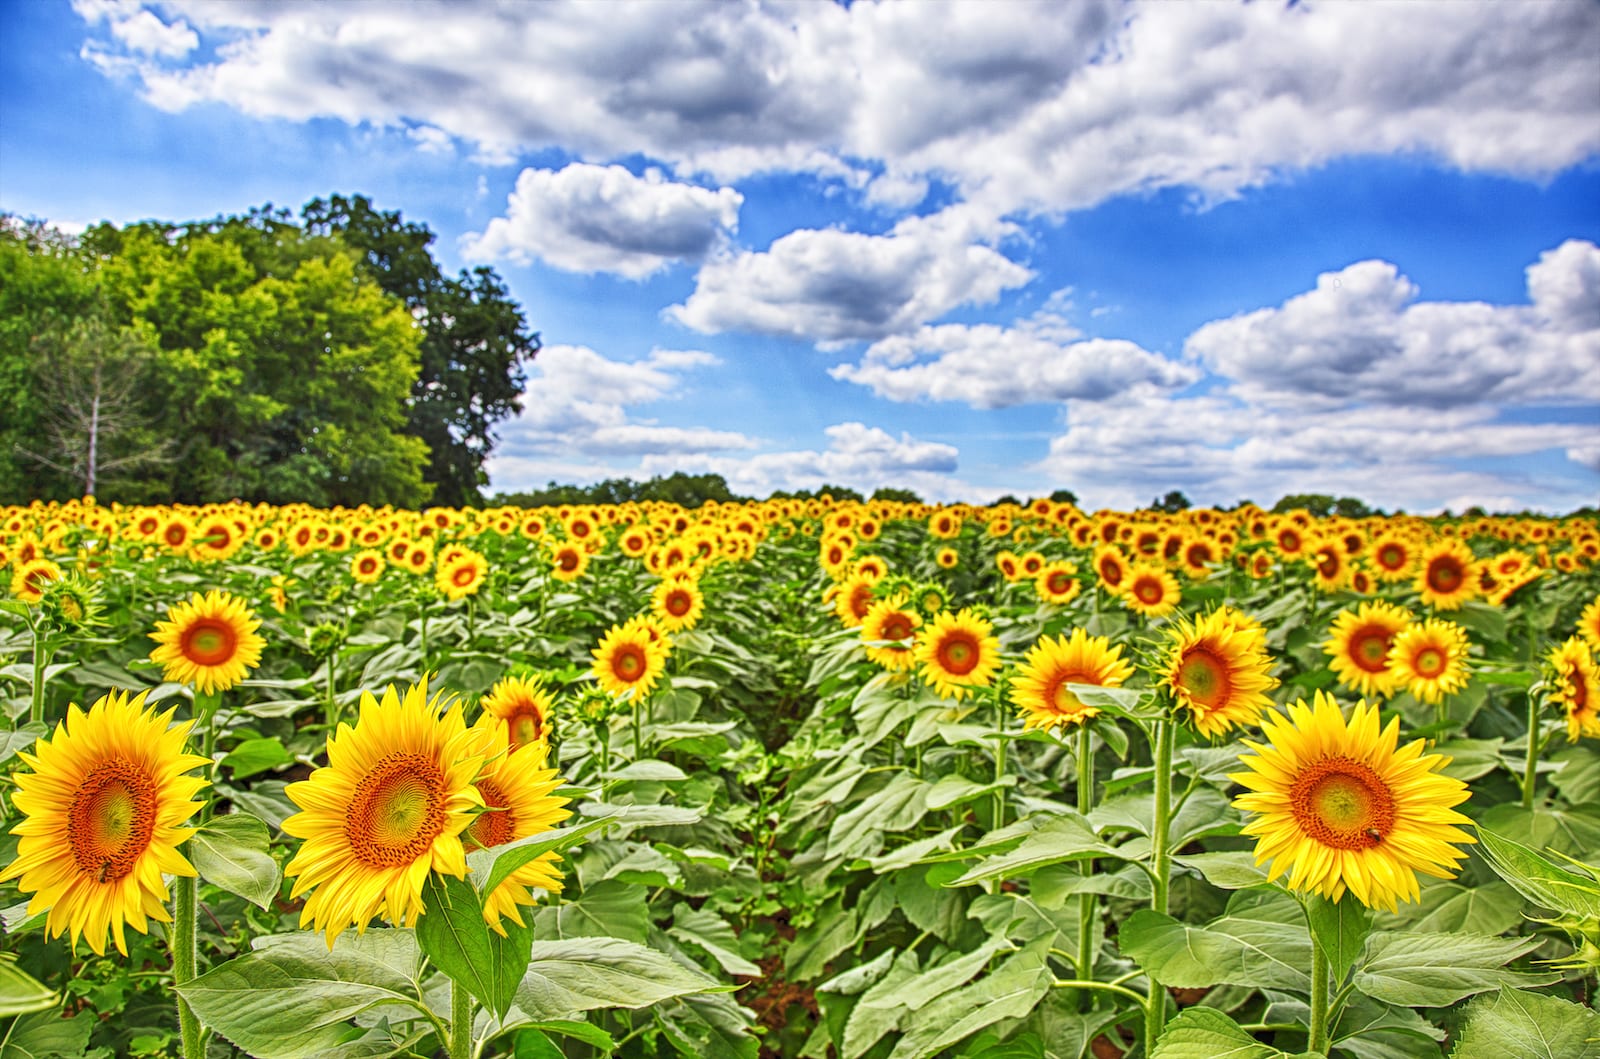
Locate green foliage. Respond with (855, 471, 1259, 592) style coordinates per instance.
(496, 472, 749, 508)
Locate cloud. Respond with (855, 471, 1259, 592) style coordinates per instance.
(638, 421, 981, 501)
(832, 313, 1200, 408)
(76, 1, 1600, 216)
(492, 344, 753, 464)
(461, 163, 742, 278)
(1186, 240, 1600, 408)
(668, 207, 1033, 341)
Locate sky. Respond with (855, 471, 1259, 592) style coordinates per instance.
(2, 0, 1598, 514)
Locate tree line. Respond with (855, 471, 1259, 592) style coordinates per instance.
(0, 195, 538, 507)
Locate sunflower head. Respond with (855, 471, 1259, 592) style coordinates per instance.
(10, 558, 62, 605)
(1121, 562, 1180, 618)
(1159, 607, 1278, 738)
(1388, 618, 1471, 705)
(0, 690, 210, 955)
(914, 608, 1001, 701)
(482, 674, 558, 749)
(148, 590, 266, 695)
(1415, 539, 1479, 610)
(1547, 637, 1600, 743)
(38, 572, 105, 631)
(1010, 628, 1134, 733)
(283, 677, 485, 946)
(1576, 593, 1600, 655)
(1035, 560, 1082, 606)
(1323, 601, 1412, 700)
(861, 597, 922, 672)
(1232, 691, 1475, 912)
(436, 548, 488, 602)
(592, 620, 669, 699)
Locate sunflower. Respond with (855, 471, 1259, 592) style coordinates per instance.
(1581, 594, 1600, 655)
(1324, 601, 1412, 700)
(592, 620, 668, 700)
(1121, 562, 1181, 618)
(1306, 538, 1349, 593)
(148, 590, 266, 695)
(860, 597, 922, 672)
(832, 571, 878, 629)
(1547, 637, 1600, 742)
(914, 608, 1001, 701)
(436, 549, 488, 602)
(1232, 691, 1475, 912)
(1035, 560, 1082, 606)
(0, 690, 209, 956)
(1180, 537, 1219, 580)
(462, 717, 570, 934)
(282, 678, 485, 946)
(1388, 618, 1471, 705)
(549, 543, 589, 582)
(158, 514, 193, 553)
(995, 550, 1022, 582)
(651, 578, 705, 632)
(10, 558, 62, 604)
(350, 549, 386, 584)
(1011, 628, 1135, 733)
(935, 546, 959, 569)
(1415, 539, 1478, 610)
(1366, 534, 1412, 580)
(1093, 545, 1129, 595)
(481, 675, 555, 750)
(1160, 607, 1278, 738)
(929, 510, 960, 539)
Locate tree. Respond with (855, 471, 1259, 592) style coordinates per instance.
(1151, 489, 1192, 513)
(871, 486, 923, 504)
(1272, 493, 1376, 518)
(1049, 488, 1079, 505)
(303, 195, 539, 506)
(16, 315, 172, 499)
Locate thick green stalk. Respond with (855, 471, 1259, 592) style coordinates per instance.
(173, 875, 203, 1059)
(1523, 688, 1541, 810)
(1143, 718, 1175, 1053)
(449, 979, 473, 1059)
(1308, 934, 1331, 1054)
(323, 654, 338, 730)
(27, 616, 50, 725)
(992, 690, 1008, 830)
(1076, 724, 1097, 993)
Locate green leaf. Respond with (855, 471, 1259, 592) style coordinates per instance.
(514, 936, 722, 1021)
(1151, 1007, 1294, 1059)
(467, 813, 618, 897)
(0, 723, 47, 765)
(885, 945, 1055, 1059)
(520, 1021, 616, 1051)
(1474, 825, 1600, 922)
(1352, 932, 1559, 1007)
(0, 1009, 93, 1059)
(190, 812, 281, 910)
(536, 879, 650, 943)
(0, 954, 56, 1016)
(1119, 907, 1310, 992)
(669, 903, 762, 977)
(176, 931, 429, 1059)
(1063, 683, 1163, 722)
(417, 873, 525, 1021)
(1173, 851, 1270, 891)
(1374, 878, 1523, 936)
(1450, 988, 1600, 1059)
(1305, 894, 1372, 982)
(604, 759, 688, 782)
(218, 737, 294, 779)
(948, 813, 1114, 885)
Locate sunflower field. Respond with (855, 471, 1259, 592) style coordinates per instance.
(1, 496, 1598, 1059)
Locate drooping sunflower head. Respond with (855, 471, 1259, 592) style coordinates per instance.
(1324, 601, 1413, 700)
(1547, 637, 1600, 743)
(148, 590, 266, 695)
(1159, 607, 1278, 738)
(1415, 539, 1479, 610)
(1232, 691, 1475, 912)
(861, 596, 922, 672)
(282, 677, 485, 946)
(591, 620, 668, 699)
(914, 608, 1001, 701)
(461, 717, 571, 935)
(1388, 618, 1471, 705)
(481, 674, 557, 749)
(1010, 628, 1134, 733)
(0, 690, 210, 956)
(1121, 562, 1181, 619)
(1034, 560, 1082, 606)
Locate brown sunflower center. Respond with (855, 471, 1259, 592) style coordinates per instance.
(1289, 755, 1395, 849)
(68, 758, 157, 884)
(1134, 576, 1165, 605)
(881, 615, 913, 641)
(465, 779, 515, 850)
(1413, 646, 1446, 677)
(1097, 558, 1124, 586)
(665, 590, 692, 616)
(937, 632, 981, 676)
(1047, 572, 1075, 595)
(346, 753, 449, 868)
(1376, 544, 1404, 569)
(508, 705, 545, 747)
(180, 619, 238, 667)
(612, 646, 647, 682)
(1348, 626, 1394, 673)
(558, 550, 579, 571)
(1427, 557, 1464, 592)
(452, 565, 477, 587)
(1176, 647, 1232, 709)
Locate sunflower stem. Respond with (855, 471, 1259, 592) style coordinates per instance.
(1076, 723, 1098, 999)
(1523, 685, 1541, 810)
(1143, 716, 1175, 1053)
(172, 874, 205, 1059)
(323, 653, 338, 731)
(27, 614, 51, 726)
(194, 691, 221, 825)
(449, 978, 473, 1059)
(992, 688, 1008, 829)
(1308, 931, 1331, 1054)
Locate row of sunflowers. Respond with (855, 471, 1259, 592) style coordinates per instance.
(0, 495, 1597, 1059)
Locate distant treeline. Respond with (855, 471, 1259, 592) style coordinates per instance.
(0, 195, 537, 508)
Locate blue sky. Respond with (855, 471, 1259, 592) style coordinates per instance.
(3, 0, 1597, 512)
